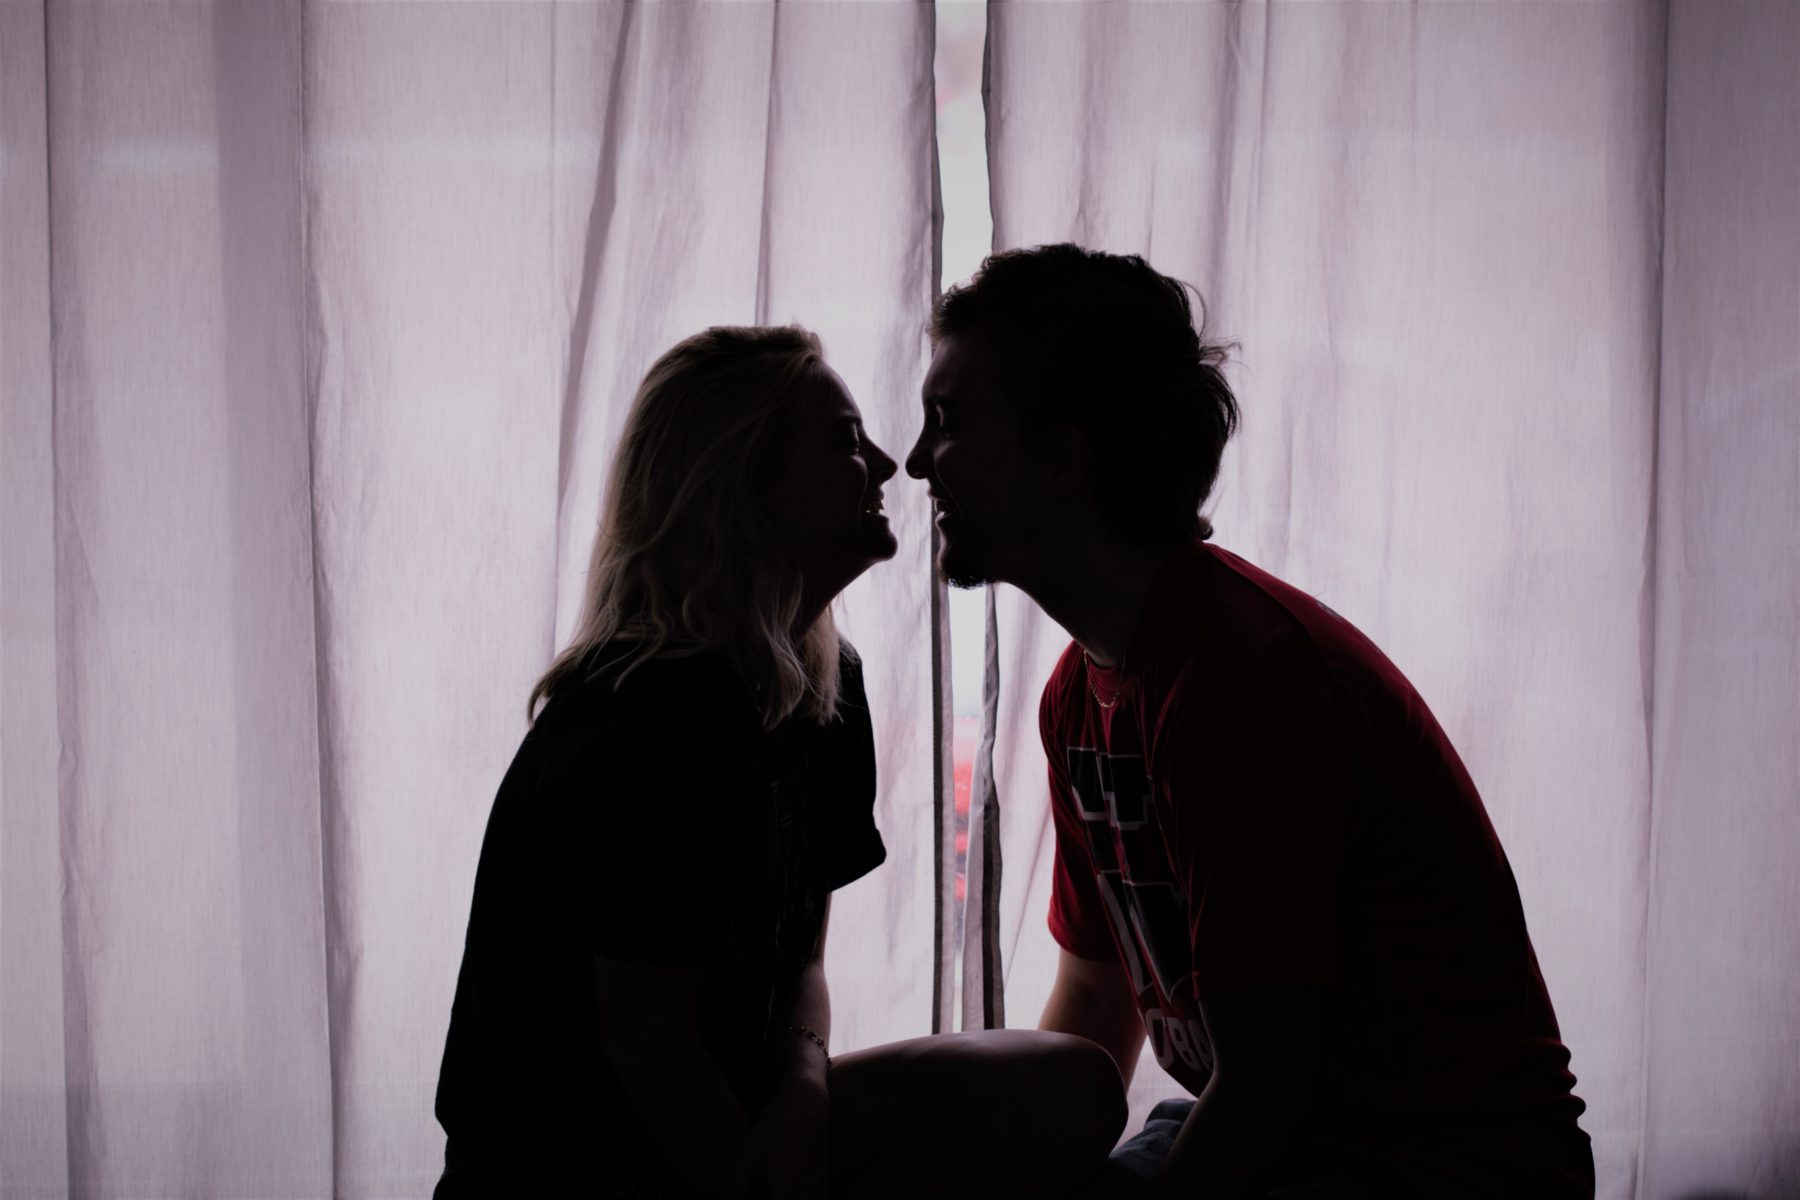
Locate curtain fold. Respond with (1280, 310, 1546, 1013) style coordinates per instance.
(2, 0, 68, 1191)
(1, 3, 939, 1195)
(975, 4, 1798, 1198)
(958, 586, 1004, 1031)
(1644, 6, 1800, 1197)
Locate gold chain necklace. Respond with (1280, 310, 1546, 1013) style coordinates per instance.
(1083, 649, 1122, 710)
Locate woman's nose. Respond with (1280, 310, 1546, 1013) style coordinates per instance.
(870, 441, 899, 483)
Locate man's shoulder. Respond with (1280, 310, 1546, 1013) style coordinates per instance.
(1143, 550, 1311, 679)
(1181, 544, 1399, 687)
(1191, 544, 1336, 644)
(1135, 546, 1380, 745)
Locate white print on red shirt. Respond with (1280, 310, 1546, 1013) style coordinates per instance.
(1145, 1009, 1214, 1075)
(1065, 746, 1213, 1075)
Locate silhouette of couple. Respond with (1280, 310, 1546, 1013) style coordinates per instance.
(433, 245, 1594, 1199)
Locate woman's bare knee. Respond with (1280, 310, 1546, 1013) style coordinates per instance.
(1024, 1032, 1129, 1157)
(828, 1030, 1125, 1197)
(940, 1031, 1126, 1173)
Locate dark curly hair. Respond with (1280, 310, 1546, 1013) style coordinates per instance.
(932, 244, 1238, 545)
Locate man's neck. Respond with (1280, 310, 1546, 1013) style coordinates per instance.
(1014, 538, 1180, 670)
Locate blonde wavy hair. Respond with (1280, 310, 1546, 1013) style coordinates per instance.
(529, 325, 845, 729)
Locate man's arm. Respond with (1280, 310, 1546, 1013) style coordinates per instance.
(1038, 947, 1147, 1086)
(1152, 984, 1323, 1200)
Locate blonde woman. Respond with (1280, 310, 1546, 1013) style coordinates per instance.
(433, 327, 1125, 1199)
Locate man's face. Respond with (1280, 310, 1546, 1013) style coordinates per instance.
(905, 329, 1046, 588)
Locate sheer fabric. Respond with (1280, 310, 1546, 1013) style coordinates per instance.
(0, 3, 938, 1196)
(973, 4, 1800, 1199)
(5, 2, 1797, 1198)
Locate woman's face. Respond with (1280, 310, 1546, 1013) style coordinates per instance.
(764, 365, 900, 603)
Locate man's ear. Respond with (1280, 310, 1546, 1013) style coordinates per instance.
(1040, 423, 1092, 499)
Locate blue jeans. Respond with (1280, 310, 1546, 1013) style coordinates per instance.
(1071, 1099, 1442, 1199)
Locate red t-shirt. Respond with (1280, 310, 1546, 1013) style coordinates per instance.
(1044, 540, 1591, 1195)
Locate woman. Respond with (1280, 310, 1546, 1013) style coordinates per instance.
(433, 327, 1125, 1198)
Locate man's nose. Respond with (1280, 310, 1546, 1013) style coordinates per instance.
(904, 433, 931, 480)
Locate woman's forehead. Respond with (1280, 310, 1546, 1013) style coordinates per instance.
(791, 364, 861, 424)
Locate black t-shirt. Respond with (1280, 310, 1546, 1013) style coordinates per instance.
(433, 643, 885, 1192)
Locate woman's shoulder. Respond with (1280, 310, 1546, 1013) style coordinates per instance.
(516, 644, 765, 811)
(541, 641, 758, 729)
(836, 638, 866, 690)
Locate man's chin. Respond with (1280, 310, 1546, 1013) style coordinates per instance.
(937, 545, 992, 590)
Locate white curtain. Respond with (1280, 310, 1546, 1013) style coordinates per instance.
(6, 2, 1798, 1198)
(968, 4, 1800, 1199)
(0, 3, 939, 1196)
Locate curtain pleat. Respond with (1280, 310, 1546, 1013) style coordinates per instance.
(2, 0, 70, 1193)
(959, 586, 1004, 1031)
(1642, 6, 1800, 1198)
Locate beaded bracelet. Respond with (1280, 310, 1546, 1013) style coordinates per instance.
(784, 1024, 829, 1059)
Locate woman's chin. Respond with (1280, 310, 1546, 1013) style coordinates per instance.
(858, 512, 899, 558)
(858, 528, 900, 569)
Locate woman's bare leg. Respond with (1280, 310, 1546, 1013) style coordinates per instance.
(827, 1029, 1126, 1200)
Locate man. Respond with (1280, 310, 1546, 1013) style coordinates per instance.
(905, 244, 1592, 1198)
